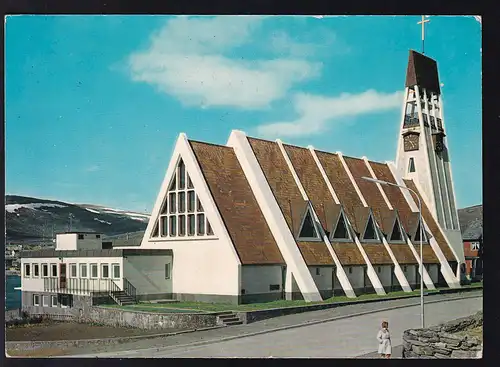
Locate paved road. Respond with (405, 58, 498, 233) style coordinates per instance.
(74, 294, 482, 358)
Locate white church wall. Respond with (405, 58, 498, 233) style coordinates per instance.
(375, 265, 393, 289)
(241, 265, 283, 295)
(309, 266, 334, 298)
(344, 266, 364, 292)
(426, 264, 439, 285)
(402, 264, 417, 288)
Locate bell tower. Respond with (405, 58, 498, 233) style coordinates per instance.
(395, 49, 465, 265)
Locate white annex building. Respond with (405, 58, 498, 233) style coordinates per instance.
(20, 49, 466, 311)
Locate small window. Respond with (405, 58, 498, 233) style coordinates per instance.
(161, 216, 168, 237)
(33, 264, 40, 277)
(179, 215, 186, 236)
(101, 264, 109, 279)
(188, 214, 195, 236)
(404, 266, 407, 272)
(70, 263, 77, 278)
(363, 216, 378, 240)
(178, 160, 186, 189)
(269, 284, 280, 291)
(90, 263, 98, 278)
(197, 213, 205, 235)
(80, 264, 88, 278)
(408, 158, 416, 173)
(42, 295, 49, 307)
(165, 263, 171, 279)
(51, 295, 58, 307)
(42, 264, 49, 277)
(169, 216, 177, 236)
(112, 264, 120, 279)
(349, 267, 353, 274)
(60, 294, 71, 308)
(197, 197, 203, 212)
(33, 294, 40, 306)
(378, 266, 382, 273)
(51, 264, 57, 277)
(299, 210, 318, 238)
(316, 267, 320, 276)
(390, 219, 403, 242)
(24, 264, 31, 278)
(241, 289, 246, 295)
(188, 191, 196, 212)
(187, 174, 194, 189)
(96, 234, 101, 239)
(471, 242, 480, 251)
(78, 234, 84, 240)
(332, 213, 350, 240)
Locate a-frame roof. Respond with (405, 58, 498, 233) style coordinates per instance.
(189, 140, 285, 265)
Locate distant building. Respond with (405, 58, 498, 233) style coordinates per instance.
(458, 205, 483, 281)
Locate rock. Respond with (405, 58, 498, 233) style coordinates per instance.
(403, 340, 412, 351)
(440, 337, 462, 347)
(451, 350, 477, 359)
(408, 339, 427, 347)
(413, 345, 435, 356)
(403, 350, 419, 358)
(419, 336, 440, 343)
(433, 348, 452, 355)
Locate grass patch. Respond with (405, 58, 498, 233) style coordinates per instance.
(98, 283, 482, 313)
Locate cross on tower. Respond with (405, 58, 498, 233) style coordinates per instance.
(417, 15, 430, 54)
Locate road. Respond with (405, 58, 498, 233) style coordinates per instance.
(77, 295, 482, 358)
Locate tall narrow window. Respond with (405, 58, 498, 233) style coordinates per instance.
(169, 216, 177, 236)
(169, 193, 176, 214)
(188, 214, 195, 236)
(168, 175, 176, 191)
(42, 264, 49, 277)
(178, 160, 186, 189)
(197, 213, 205, 235)
(33, 264, 40, 277)
(178, 192, 186, 213)
(112, 264, 120, 279)
(80, 264, 88, 278)
(51, 264, 57, 277)
(165, 263, 171, 279)
(24, 264, 31, 278)
(161, 216, 168, 237)
(179, 215, 186, 236)
(188, 191, 195, 212)
(408, 157, 416, 173)
(70, 264, 77, 278)
(298, 210, 318, 239)
(101, 264, 109, 279)
(187, 173, 194, 189)
(197, 198, 203, 212)
(90, 264, 98, 278)
(207, 221, 214, 235)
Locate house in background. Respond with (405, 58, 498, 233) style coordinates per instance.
(458, 205, 483, 281)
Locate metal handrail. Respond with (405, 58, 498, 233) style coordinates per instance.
(123, 278, 137, 302)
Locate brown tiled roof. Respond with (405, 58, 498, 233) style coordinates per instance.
(354, 206, 371, 237)
(248, 138, 333, 265)
(403, 179, 456, 261)
(331, 242, 366, 265)
(413, 244, 441, 264)
(189, 141, 284, 265)
(323, 202, 341, 235)
(388, 244, 418, 264)
(363, 244, 394, 265)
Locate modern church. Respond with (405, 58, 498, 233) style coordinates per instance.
(20, 49, 466, 309)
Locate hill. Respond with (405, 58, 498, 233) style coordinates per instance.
(5, 195, 150, 242)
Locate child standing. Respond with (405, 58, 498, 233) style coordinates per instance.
(377, 320, 392, 358)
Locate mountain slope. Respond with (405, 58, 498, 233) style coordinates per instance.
(5, 195, 150, 241)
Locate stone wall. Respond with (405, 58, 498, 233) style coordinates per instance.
(402, 311, 482, 359)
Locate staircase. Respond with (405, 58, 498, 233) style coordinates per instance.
(111, 291, 136, 306)
(216, 311, 243, 326)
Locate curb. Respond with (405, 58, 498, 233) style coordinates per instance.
(74, 293, 482, 358)
(5, 325, 226, 352)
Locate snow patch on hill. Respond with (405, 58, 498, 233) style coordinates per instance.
(94, 218, 112, 225)
(6, 203, 66, 213)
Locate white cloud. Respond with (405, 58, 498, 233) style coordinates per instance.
(256, 89, 404, 138)
(85, 165, 101, 172)
(128, 16, 322, 109)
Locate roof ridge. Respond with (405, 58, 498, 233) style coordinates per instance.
(188, 139, 232, 149)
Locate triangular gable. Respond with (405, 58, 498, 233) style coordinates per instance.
(353, 206, 371, 236)
(377, 207, 396, 236)
(150, 157, 215, 239)
(297, 202, 322, 241)
(290, 199, 309, 238)
(330, 206, 352, 241)
(323, 201, 341, 236)
(388, 214, 406, 243)
(361, 210, 381, 241)
(412, 221, 429, 243)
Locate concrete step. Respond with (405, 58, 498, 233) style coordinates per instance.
(213, 311, 235, 316)
(224, 320, 243, 326)
(220, 316, 240, 322)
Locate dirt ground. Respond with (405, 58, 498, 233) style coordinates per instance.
(6, 321, 186, 341)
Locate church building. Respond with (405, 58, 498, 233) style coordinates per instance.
(19, 49, 466, 309)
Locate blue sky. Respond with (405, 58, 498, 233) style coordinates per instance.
(5, 15, 481, 213)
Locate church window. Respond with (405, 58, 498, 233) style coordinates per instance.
(169, 216, 177, 236)
(188, 214, 195, 236)
(160, 218, 168, 237)
(332, 212, 350, 240)
(179, 215, 186, 236)
(348, 267, 353, 274)
(403, 266, 407, 272)
(155, 158, 215, 239)
(378, 266, 381, 273)
(178, 160, 186, 189)
(188, 191, 196, 212)
(408, 158, 416, 173)
(178, 192, 186, 213)
(362, 215, 378, 241)
(298, 209, 319, 239)
(197, 214, 205, 235)
(169, 193, 176, 213)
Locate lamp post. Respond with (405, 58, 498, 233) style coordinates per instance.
(362, 176, 425, 328)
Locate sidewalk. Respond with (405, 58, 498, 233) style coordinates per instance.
(67, 290, 482, 357)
